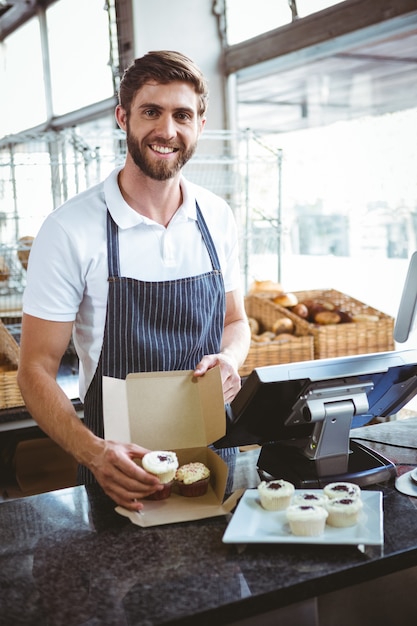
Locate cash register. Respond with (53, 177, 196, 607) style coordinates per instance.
(216, 253, 417, 487)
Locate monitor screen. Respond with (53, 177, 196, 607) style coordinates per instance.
(394, 251, 417, 342)
(218, 349, 417, 447)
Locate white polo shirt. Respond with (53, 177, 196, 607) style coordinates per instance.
(23, 167, 241, 399)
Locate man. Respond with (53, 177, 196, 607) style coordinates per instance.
(17, 50, 250, 511)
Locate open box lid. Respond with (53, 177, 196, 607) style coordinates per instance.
(102, 366, 226, 449)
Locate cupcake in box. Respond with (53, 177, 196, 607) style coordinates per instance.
(142, 450, 178, 500)
(175, 462, 210, 497)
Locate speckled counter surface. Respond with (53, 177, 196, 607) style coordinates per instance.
(1, 420, 417, 626)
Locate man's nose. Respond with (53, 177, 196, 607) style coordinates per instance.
(154, 114, 176, 139)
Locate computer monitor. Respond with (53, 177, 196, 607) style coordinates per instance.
(215, 349, 417, 487)
(394, 251, 417, 343)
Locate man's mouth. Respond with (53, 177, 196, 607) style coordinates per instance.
(150, 144, 178, 154)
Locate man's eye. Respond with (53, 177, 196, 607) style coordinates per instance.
(144, 109, 158, 117)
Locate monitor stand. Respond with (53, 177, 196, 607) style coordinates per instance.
(257, 439, 397, 488)
(257, 379, 397, 487)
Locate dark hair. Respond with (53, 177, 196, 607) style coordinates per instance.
(118, 50, 209, 117)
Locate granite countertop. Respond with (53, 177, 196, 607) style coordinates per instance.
(1, 419, 417, 625)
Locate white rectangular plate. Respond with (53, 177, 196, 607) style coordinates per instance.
(222, 489, 383, 545)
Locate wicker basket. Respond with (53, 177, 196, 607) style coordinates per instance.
(239, 296, 314, 376)
(254, 289, 395, 360)
(0, 320, 24, 409)
(0, 320, 19, 368)
(0, 370, 24, 409)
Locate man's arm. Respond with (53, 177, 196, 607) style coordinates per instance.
(194, 289, 250, 402)
(17, 313, 163, 510)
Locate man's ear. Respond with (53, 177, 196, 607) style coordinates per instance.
(199, 116, 207, 135)
(115, 105, 127, 131)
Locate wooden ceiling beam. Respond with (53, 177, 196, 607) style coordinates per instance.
(224, 0, 417, 75)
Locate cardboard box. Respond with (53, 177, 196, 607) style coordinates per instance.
(103, 366, 240, 527)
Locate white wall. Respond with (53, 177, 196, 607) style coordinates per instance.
(131, 0, 227, 131)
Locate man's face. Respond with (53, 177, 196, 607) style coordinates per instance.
(118, 80, 205, 181)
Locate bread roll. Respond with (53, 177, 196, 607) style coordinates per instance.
(273, 333, 296, 343)
(248, 317, 259, 335)
(290, 303, 309, 319)
(273, 292, 298, 308)
(249, 279, 283, 294)
(305, 301, 336, 322)
(272, 317, 294, 335)
(352, 314, 379, 323)
(314, 311, 341, 325)
(252, 331, 276, 343)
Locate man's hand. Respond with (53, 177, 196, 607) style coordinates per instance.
(88, 441, 165, 511)
(194, 353, 241, 403)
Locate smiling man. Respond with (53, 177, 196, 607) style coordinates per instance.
(17, 51, 250, 511)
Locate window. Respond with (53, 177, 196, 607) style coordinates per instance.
(0, 18, 45, 136)
(225, 0, 346, 45)
(47, 0, 113, 115)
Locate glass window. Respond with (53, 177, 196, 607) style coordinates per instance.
(225, 0, 346, 44)
(47, 0, 113, 115)
(249, 108, 417, 319)
(294, 0, 346, 18)
(0, 18, 46, 137)
(226, 0, 291, 44)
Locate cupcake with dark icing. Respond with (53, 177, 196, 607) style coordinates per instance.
(286, 503, 328, 536)
(325, 496, 363, 527)
(257, 479, 295, 511)
(292, 491, 328, 508)
(323, 481, 361, 501)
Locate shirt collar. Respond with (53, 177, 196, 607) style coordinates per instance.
(103, 167, 197, 229)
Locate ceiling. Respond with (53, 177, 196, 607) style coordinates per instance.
(225, 0, 417, 134)
(2, 0, 417, 135)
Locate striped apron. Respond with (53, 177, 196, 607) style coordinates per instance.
(78, 203, 226, 484)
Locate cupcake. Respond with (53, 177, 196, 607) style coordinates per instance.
(257, 479, 295, 511)
(292, 491, 329, 508)
(286, 504, 328, 536)
(175, 462, 210, 497)
(142, 450, 179, 483)
(145, 482, 173, 501)
(325, 496, 363, 527)
(142, 450, 178, 499)
(323, 481, 361, 501)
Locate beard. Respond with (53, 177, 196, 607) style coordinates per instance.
(126, 122, 197, 181)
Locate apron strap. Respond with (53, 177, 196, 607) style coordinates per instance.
(107, 211, 120, 277)
(195, 202, 222, 272)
